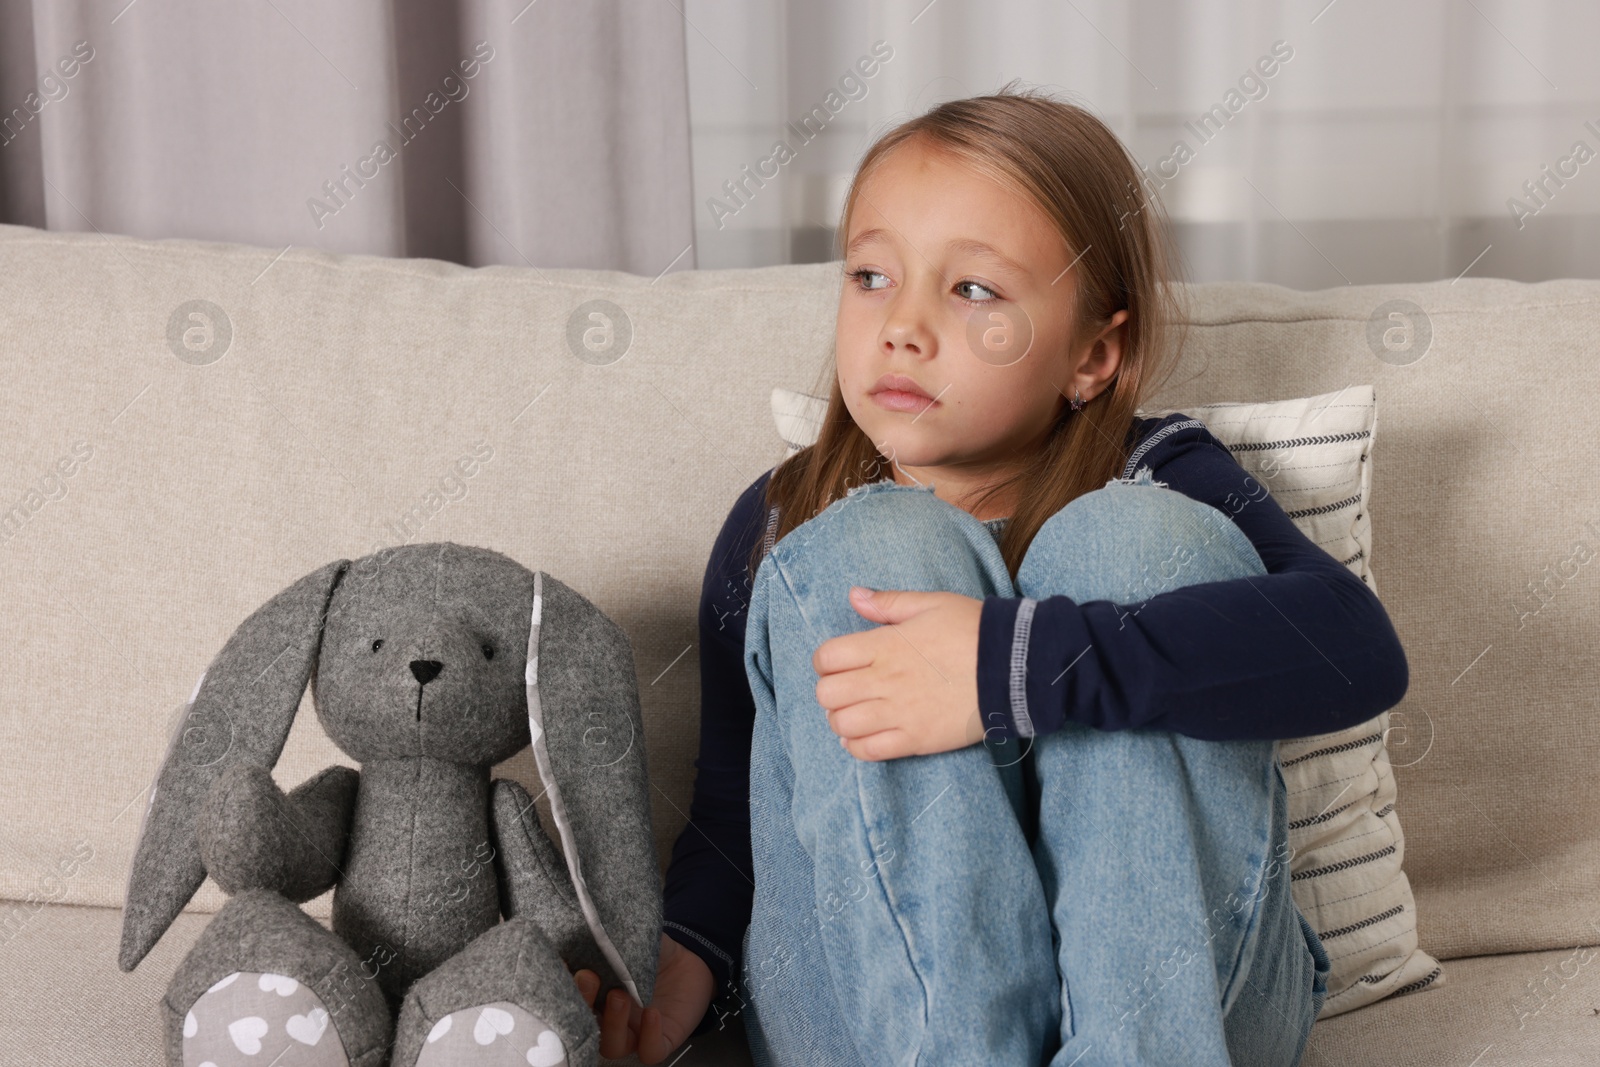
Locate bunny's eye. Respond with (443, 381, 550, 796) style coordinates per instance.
(371, 639, 384, 653)
(481, 642, 495, 661)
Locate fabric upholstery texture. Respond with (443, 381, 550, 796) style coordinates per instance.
(1, 222, 1597, 1061)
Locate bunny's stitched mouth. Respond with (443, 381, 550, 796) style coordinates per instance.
(414, 686, 424, 721)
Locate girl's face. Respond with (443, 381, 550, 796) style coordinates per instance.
(836, 138, 1127, 513)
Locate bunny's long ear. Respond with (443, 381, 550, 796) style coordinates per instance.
(118, 558, 351, 971)
(525, 571, 660, 1009)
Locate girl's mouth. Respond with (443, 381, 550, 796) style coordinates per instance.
(872, 389, 936, 413)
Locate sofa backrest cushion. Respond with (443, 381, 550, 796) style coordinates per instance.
(1, 224, 1595, 967)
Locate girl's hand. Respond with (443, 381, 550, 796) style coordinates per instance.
(813, 587, 987, 760)
(571, 931, 714, 1064)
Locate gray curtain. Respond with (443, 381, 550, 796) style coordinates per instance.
(0, 0, 695, 273)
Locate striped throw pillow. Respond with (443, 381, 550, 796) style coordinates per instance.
(770, 383, 1442, 1018)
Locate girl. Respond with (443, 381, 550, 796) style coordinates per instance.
(577, 86, 1404, 1065)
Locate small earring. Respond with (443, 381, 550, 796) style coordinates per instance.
(1069, 387, 1085, 412)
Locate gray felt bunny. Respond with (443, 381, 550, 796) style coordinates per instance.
(118, 541, 661, 1067)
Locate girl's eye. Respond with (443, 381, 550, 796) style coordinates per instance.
(849, 267, 998, 305)
(955, 279, 999, 304)
(481, 642, 495, 661)
(371, 638, 384, 653)
(847, 267, 888, 292)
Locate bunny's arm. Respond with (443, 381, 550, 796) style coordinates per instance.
(196, 763, 359, 901)
(488, 777, 614, 981)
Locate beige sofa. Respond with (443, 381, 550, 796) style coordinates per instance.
(1, 220, 1597, 1066)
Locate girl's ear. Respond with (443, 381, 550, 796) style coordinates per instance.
(118, 557, 351, 972)
(521, 570, 661, 1009)
(1081, 307, 1131, 384)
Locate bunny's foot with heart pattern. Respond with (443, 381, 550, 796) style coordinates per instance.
(164, 889, 393, 1067)
(390, 917, 599, 1067)
(179, 970, 350, 1066)
(410, 1003, 569, 1066)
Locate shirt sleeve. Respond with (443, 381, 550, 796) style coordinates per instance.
(660, 470, 771, 1036)
(976, 419, 1409, 742)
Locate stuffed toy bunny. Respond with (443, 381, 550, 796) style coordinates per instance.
(117, 542, 660, 1067)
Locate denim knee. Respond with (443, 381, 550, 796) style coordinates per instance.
(1016, 467, 1266, 606)
(762, 478, 1011, 604)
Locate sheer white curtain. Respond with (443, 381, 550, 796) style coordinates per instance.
(685, 0, 1600, 284)
(0, 0, 694, 273)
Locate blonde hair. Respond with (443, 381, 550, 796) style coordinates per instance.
(750, 83, 1190, 584)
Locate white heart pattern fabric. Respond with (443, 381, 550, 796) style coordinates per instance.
(414, 1003, 568, 1067)
(259, 972, 300, 996)
(228, 1016, 268, 1055)
(286, 1007, 329, 1046)
(184, 970, 348, 1067)
(474, 1005, 516, 1045)
(526, 1029, 565, 1066)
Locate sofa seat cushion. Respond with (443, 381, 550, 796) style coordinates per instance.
(1306, 944, 1600, 1066)
(5, 902, 1596, 1066)
(5, 902, 756, 1065)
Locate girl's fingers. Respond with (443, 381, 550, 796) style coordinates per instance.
(598, 988, 637, 1060)
(572, 969, 599, 1009)
(815, 665, 878, 712)
(844, 727, 913, 761)
(579, 973, 638, 1062)
(827, 698, 894, 739)
(637, 1006, 667, 1064)
(812, 631, 877, 676)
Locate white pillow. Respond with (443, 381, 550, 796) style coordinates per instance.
(770, 383, 1442, 1019)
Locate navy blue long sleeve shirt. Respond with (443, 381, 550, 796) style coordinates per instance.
(661, 412, 1410, 1036)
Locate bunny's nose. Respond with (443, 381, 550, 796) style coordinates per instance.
(410, 659, 443, 685)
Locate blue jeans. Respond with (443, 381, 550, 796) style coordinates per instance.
(739, 471, 1330, 1066)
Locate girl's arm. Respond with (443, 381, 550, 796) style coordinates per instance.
(660, 471, 770, 1035)
(977, 417, 1409, 742)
